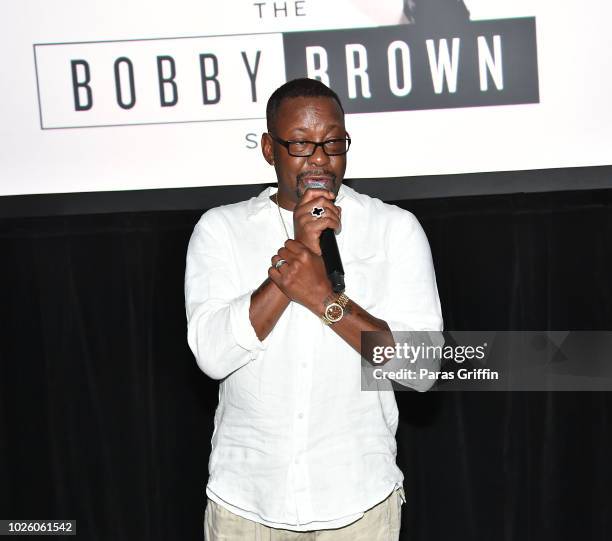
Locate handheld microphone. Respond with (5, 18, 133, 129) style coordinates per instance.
(305, 183, 345, 293)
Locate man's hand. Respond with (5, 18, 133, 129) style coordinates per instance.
(268, 240, 333, 313)
(292, 189, 341, 255)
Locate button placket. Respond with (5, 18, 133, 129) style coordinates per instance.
(290, 308, 316, 524)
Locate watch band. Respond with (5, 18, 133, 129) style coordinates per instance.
(321, 293, 350, 326)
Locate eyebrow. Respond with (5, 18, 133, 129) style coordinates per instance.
(289, 124, 345, 134)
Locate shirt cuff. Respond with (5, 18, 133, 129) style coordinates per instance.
(229, 290, 267, 356)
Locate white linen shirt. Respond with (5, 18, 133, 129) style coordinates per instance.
(184, 184, 443, 531)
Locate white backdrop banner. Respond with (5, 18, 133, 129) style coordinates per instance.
(1, 1, 611, 196)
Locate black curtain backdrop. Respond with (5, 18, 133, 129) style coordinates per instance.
(1, 187, 611, 540)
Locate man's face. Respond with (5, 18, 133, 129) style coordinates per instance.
(262, 96, 347, 210)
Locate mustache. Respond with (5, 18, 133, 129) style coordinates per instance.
(296, 169, 337, 183)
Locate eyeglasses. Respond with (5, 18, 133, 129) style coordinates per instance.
(268, 133, 351, 157)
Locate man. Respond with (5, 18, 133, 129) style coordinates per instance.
(185, 78, 442, 540)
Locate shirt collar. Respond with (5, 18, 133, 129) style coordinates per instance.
(246, 186, 276, 220)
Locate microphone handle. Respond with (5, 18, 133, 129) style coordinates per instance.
(320, 228, 345, 293)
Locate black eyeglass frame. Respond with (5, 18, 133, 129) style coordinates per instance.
(267, 133, 352, 157)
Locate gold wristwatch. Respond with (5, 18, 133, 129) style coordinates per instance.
(321, 293, 350, 325)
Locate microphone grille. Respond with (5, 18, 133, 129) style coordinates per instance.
(304, 181, 327, 190)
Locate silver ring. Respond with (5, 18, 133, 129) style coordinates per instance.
(311, 206, 325, 219)
(274, 259, 287, 269)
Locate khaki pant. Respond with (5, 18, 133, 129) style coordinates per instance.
(204, 488, 405, 541)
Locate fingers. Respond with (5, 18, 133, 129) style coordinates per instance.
(296, 189, 341, 223)
(270, 241, 313, 273)
(271, 254, 286, 267)
(298, 214, 341, 235)
(269, 243, 301, 284)
(281, 240, 308, 255)
(270, 243, 305, 273)
(299, 188, 335, 205)
(268, 258, 286, 284)
(295, 202, 341, 234)
(296, 196, 340, 221)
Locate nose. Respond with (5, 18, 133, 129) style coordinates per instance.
(307, 143, 330, 166)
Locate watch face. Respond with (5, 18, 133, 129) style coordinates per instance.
(325, 302, 344, 322)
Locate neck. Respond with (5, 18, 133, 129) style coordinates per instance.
(272, 191, 296, 212)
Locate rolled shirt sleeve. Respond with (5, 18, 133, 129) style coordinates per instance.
(185, 210, 266, 380)
(380, 208, 443, 391)
(381, 208, 443, 334)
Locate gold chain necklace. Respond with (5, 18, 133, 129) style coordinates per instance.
(274, 192, 291, 240)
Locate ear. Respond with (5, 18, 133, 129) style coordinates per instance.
(261, 133, 274, 165)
